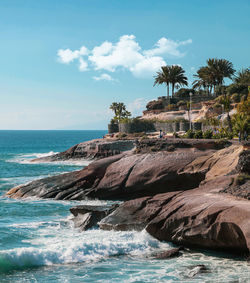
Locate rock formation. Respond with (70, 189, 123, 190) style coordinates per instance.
(6, 139, 250, 256)
(31, 139, 135, 162)
(69, 204, 118, 231)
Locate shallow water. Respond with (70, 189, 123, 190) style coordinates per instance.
(0, 130, 249, 282)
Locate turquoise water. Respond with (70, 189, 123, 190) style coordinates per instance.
(0, 131, 249, 282)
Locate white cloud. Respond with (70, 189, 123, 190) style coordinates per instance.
(93, 73, 114, 81)
(128, 98, 148, 117)
(57, 48, 80, 63)
(57, 35, 192, 80)
(79, 58, 88, 71)
(89, 35, 143, 72)
(57, 46, 89, 64)
(144, 38, 192, 57)
(130, 56, 166, 78)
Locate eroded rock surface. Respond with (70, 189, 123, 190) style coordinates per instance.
(7, 150, 207, 200)
(6, 140, 250, 256)
(100, 176, 250, 255)
(70, 204, 118, 231)
(31, 139, 135, 162)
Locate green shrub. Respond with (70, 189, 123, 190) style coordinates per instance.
(213, 103, 222, 109)
(227, 83, 248, 96)
(213, 133, 221, 139)
(177, 100, 186, 107)
(173, 132, 179, 138)
(203, 129, 213, 139)
(175, 88, 195, 99)
(241, 94, 247, 102)
(166, 104, 177, 111)
(231, 93, 240, 103)
(214, 138, 229, 149)
(186, 129, 194, 138)
(194, 130, 203, 139)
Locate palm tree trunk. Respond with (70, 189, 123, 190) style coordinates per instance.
(172, 83, 175, 97)
(167, 84, 170, 104)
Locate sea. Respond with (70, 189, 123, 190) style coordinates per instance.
(0, 130, 249, 283)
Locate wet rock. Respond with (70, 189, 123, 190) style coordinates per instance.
(70, 204, 118, 231)
(153, 247, 184, 259)
(187, 264, 209, 277)
(99, 192, 180, 231)
(101, 176, 250, 255)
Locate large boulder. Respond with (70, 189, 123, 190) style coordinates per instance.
(7, 150, 207, 200)
(100, 175, 250, 255)
(6, 144, 244, 201)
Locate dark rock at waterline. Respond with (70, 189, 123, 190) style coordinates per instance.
(100, 175, 250, 255)
(187, 264, 209, 278)
(99, 192, 181, 231)
(6, 140, 250, 256)
(153, 247, 184, 259)
(70, 204, 118, 231)
(6, 149, 208, 201)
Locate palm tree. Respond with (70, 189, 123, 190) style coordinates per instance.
(153, 66, 171, 101)
(232, 113, 249, 139)
(233, 68, 250, 85)
(193, 59, 235, 95)
(207, 58, 235, 87)
(192, 66, 215, 94)
(168, 65, 188, 97)
(109, 102, 131, 122)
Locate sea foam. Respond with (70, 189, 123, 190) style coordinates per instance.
(7, 151, 92, 166)
(0, 228, 170, 273)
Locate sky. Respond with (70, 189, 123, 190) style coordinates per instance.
(0, 0, 249, 130)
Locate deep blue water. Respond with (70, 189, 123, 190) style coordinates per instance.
(0, 130, 249, 282)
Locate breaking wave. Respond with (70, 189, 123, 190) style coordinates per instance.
(0, 229, 169, 273)
(7, 151, 92, 166)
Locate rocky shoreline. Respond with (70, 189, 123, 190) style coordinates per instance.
(6, 138, 250, 256)
(31, 139, 135, 162)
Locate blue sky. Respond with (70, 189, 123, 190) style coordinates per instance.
(0, 0, 249, 130)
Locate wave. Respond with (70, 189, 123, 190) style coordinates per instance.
(7, 151, 92, 166)
(7, 151, 58, 164)
(0, 229, 169, 273)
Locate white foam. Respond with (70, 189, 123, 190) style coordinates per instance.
(41, 159, 92, 166)
(7, 151, 58, 164)
(0, 229, 170, 269)
(7, 151, 92, 166)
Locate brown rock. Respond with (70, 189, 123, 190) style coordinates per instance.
(31, 139, 135, 162)
(69, 204, 118, 231)
(101, 176, 249, 255)
(153, 247, 184, 259)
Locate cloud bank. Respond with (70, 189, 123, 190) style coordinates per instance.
(57, 35, 192, 80)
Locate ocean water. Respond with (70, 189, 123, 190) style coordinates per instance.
(0, 130, 249, 283)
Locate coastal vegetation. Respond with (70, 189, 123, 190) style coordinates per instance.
(153, 65, 188, 98)
(109, 102, 131, 123)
